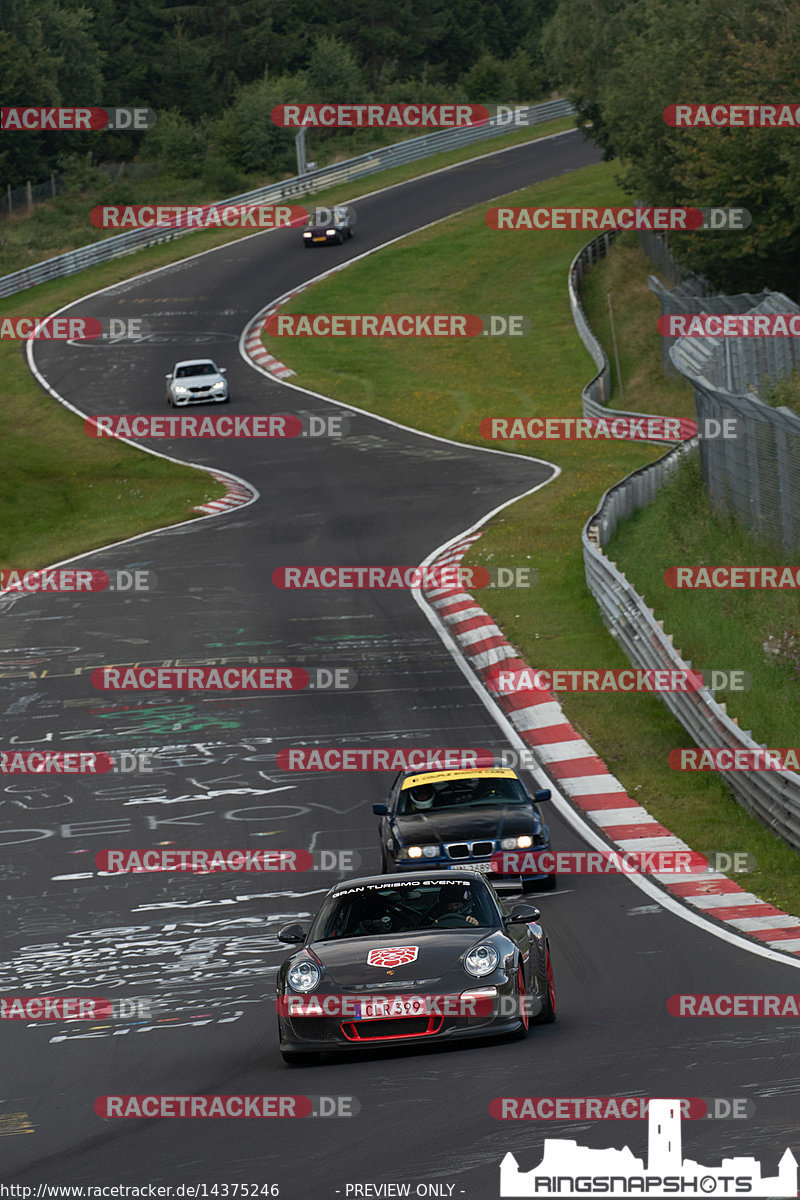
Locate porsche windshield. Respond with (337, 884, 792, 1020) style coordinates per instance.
(310, 880, 498, 940)
(398, 774, 528, 815)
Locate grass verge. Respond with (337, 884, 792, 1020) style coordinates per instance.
(261, 158, 800, 917)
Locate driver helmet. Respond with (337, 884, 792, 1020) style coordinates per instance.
(438, 884, 471, 913)
(410, 783, 435, 810)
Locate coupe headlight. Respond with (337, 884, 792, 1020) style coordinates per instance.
(407, 846, 423, 859)
(287, 959, 321, 993)
(464, 943, 499, 978)
(326, 229, 336, 235)
(303, 232, 312, 238)
(422, 845, 438, 858)
(212, 380, 225, 390)
(173, 385, 189, 395)
(501, 835, 534, 850)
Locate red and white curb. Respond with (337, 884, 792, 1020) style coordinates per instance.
(194, 470, 257, 514)
(422, 533, 800, 956)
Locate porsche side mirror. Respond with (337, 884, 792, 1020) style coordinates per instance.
(372, 803, 389, 815)
(504, 904, 541, 924)
(277, 922, 307, 944)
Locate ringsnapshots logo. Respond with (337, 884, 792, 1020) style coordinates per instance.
(1, 107, 156, 131)
(263, 314, 530, 337)
(486, 207, 750, 232)
(499, 1098, 796, 1197)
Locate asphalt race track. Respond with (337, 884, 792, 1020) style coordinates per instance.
(4, 130, 800, 1194)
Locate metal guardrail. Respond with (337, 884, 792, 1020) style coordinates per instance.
(574, 235, 800, 852)
(0, 97, 574, 300)
(568, 230, 693, 440)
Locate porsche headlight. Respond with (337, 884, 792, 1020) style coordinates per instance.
(464, 943, 499, 978)
(287, 959, 321, 993)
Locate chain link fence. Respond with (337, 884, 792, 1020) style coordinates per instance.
(574, 229, 800, 852)
(642, 231, 800, 553)
(0, 97, 574, 299)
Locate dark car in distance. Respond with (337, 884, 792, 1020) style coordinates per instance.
(373, 766, 554, 892)
(276, 870, 556, 1063)
(301, 205, 354, 246)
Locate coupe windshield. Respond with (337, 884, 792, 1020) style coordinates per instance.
(310, 879, 498, 940)
(398, 773, 528, 815)
(175, 363, 216, 378)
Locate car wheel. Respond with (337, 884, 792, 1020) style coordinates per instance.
(304, 242, 311, 248)
(281, 1050, 322, 1065)
(532, 945, 556, 1025)
(510, 962, 530, 1039)
(348, 228, 353, 239)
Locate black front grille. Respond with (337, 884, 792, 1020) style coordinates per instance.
(446, 840, 495, 859)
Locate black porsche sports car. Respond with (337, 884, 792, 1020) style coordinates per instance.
(373, 766, 555, 891)
(276, 870, 556, 1064)
(301, 204, 354, 246)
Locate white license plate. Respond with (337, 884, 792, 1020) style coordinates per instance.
(449, 861, 493, 873)
(355, 996, 426, 1021)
